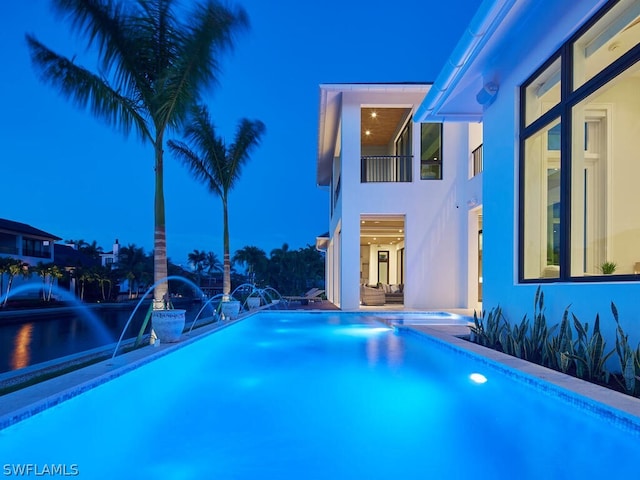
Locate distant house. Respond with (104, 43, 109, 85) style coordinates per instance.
(100, 239, 120, 269)
(0, 218, 60, 264)
(316, 84, 482, 310)
(0, 218, 61, 298)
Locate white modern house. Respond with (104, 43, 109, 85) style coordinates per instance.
(0, 218, 61, 297)
(416, 0, 640, 339)
(317, 83, 483, 310)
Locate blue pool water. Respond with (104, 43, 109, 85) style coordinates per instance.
(1, 312, 639, 479)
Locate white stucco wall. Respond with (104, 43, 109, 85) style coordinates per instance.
(479, 1, 640, 344)
(328, 88, 475, 310)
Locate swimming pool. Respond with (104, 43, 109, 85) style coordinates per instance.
(1, 311, 639, 478)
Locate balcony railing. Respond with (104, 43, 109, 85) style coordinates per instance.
(361, 155, 412, 183)
(472, 144, 483, 176)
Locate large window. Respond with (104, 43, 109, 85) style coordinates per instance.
(520, 0, 640, 281)
(420, 123, 443, 180)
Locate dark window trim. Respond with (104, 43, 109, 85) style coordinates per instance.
(518, 0, 640, 284)
(420, 122, 444, 180)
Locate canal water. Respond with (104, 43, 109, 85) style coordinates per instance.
(0, 302, 210, 374)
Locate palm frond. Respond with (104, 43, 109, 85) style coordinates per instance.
(226, 119, 266, 190)
(167, 139, 222, 198)
(156, 1, 249, 132)
(26, 34, 149, 140)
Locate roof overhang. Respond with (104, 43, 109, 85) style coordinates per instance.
(414, 0, 608, 123)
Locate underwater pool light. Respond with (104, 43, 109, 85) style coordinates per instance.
(469, 373, 488, 384)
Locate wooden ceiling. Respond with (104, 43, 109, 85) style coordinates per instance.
(361, 108, 411, 146)
(360, 215, 405, 246)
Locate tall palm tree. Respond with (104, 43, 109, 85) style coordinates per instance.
(187, 249, 207, 286)
(168, 105, 265, 298)
(27, 0, 248, 310)
(116, 244, 150, 299)
(204, 251, 222, 287)
(233, 245, 267, 285)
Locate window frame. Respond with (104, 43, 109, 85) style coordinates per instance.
(420, 122, 443, 180)
(518, 1, 640, 283)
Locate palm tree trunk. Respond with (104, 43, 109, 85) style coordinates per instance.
(154, 136, 169, 309)
(223, 196, 231, 297)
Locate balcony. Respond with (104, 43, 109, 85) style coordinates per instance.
(361, 155, 413, 183)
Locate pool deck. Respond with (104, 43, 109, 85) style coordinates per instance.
(2, 307, 640, 432)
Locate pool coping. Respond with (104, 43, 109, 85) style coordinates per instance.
(2, 310, 640, 433)
(0, 316, 244, 430)
(402, 324, 640, 436)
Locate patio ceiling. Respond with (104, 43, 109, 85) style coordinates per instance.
(360, 215, 405, 246)
(361, 108, 411, 146)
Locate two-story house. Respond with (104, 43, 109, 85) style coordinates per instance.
(317, 83, 482, 310)
(0, 218, 61, 297)
(415, 0, 640, 340)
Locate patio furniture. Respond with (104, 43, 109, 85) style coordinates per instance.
(283, 288, 325, 304)
(360, 285, 385, 306)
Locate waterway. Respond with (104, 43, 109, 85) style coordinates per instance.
(0, 302, 210, 374)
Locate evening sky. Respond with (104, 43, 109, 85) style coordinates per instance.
(0, 0, 480, 268)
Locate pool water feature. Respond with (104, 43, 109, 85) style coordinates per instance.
(1, 312, 639, 479)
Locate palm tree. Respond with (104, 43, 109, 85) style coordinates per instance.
(27, 0, 248, 310)
(233, 245, 267, 285)
(2, 258, 29, 307)
(204, 251, 222, 287)
(117, 244, 149, 299)
(168, 105, 265, 298)
(187, 249, 207, 286)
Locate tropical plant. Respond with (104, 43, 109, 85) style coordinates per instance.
(168, 105, 265, 299)
(93, 266, 115, 302)
(470, 306, 506, 351)
(204, 251, 223, 285)
(27, 0, 249, 309)
(75, 266, 95, 301)
(233, 245, 267, 285)
(569, 312, 613, 383)
(116, 244, 151, 299)
(1, 258, 29, 307)
(544, 307, 574, 373)
(599, 261, 617, 274)
(188, 249, 207, 286)
(613, 303, 640, 395)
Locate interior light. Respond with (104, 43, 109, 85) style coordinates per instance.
(469, 373, 487, 384)
(365, 130, 371, 136)
(371, 112, 377, 118)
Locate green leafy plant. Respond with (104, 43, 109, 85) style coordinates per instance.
(471, 307, 507, 351)
(612, 303, 640, 395)
(569, 312, 613, 383)
(545, 307, 574, 373)
(599, 261, 617, 274)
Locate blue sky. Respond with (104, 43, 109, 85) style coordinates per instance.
(1, 0, 480, 268)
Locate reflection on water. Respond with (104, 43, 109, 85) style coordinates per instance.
(0, 303, 208, 374)
(365, 331, 404, 367)
(11, 323, 34, 370)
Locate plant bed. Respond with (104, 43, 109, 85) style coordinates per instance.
(470, 287, 640, 400)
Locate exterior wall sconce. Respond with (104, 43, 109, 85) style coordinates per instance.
(476, 82, 499, 106)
